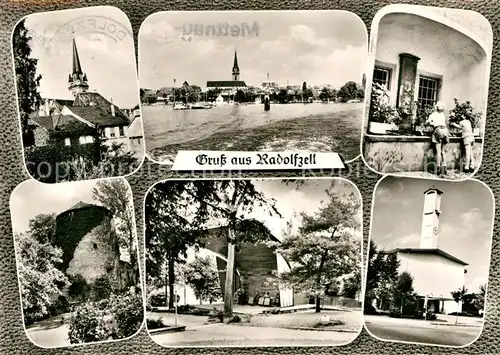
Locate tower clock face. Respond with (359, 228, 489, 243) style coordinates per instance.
(433, 227, 439, 235)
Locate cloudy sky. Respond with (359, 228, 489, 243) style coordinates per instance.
(10, 178, 130, 234)
(371, 176, 494, 293)
(20, 6, 139, 108)
(139, 11, 367, 90)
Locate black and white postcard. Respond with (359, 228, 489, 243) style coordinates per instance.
(361, 5, 492, 180)
(138, 11, 367, 165)
(364, 176, 493, 347)
(144, 178, 363, 346)
(10, 178, 144, 348)
(12, 6, 145, 183)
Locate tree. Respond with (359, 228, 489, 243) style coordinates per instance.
(13, 19, 42, 147)
(16, 232, 69, 323)
(145, 181, 209, 309)
(342, 266, 361, 299)
(302, 82, 307, 92)
(356, 86, 365, 100)
(364, 241, 386, 311)
(27, 213, 56, 244)
(375, 253, 400, 310)
(234, 90, 246, 103)
(473, 283, 487, 314)
(337, 81, 359, 102)
(277, 89, 290, 104)
(318, 88, 333, 102)
(391, 271, 415, 316)
(92, 179, 138, 288)
(92, 179, 135, 257)
(451, 286, 468, 324)
(276, 183, 361, 313)
(184, 255, 222, 304)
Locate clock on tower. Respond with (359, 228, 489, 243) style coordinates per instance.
(420, 188, 443, 248)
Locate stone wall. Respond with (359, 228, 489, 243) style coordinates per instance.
(363, 135, 483, 173)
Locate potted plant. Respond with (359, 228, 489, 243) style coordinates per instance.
(448, 98, 482, 137)
(368, 82, 402, 134)
(414, 102, 435, 135)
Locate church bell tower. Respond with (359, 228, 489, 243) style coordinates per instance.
(232, 50, 240, 81)
(420, 188, 443, 248)
(68, 38, 89, 96)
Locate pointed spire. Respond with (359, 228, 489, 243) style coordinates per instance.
(233, 49, 239, 71)
(68, 38, 89, 96)
(72, 38, 83, 75)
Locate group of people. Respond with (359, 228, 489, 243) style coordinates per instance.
(425, 101, 476, 176)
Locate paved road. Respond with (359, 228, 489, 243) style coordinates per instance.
(151, 323, 358, 346)
(365, 319, 481, 346)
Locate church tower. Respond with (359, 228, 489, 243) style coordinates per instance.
(420, 188, 443, 248)
(68, 38, 89, 96)
(232, 50, 240, 81)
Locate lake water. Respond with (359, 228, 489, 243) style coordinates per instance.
(143, 102, 363, 150)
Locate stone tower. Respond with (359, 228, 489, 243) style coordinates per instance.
(68, 38, 89, 97)
(420, 188, 443, 248)
(232, 50, 240, 81)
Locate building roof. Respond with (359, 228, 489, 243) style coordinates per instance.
(32, 115, 94, 134)
(58, 201, 110, 216)
(207, 80, 247, 88)
(390, 248, 468, 266)
(68, 106, 130, 127)
(73, 92, 130, 122)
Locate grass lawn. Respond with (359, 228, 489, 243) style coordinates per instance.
(149, 109, 362, 163)
(241, 309, 362, 332)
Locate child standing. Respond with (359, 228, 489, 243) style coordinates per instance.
(426, 101, 450, 176)
(450, 114, 475, 173)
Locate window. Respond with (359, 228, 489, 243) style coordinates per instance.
(373, 67, 392, 89)
(79, 136, 94, 144)
(417, 75, 440, 108)
(119, 126, 125, 137)
(64, 138, 71, 146)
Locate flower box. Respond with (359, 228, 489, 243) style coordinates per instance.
(368, 122, 399, 134)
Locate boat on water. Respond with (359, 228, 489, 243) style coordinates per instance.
(190, 102, 213, 109)
(173, 103, 189, 110)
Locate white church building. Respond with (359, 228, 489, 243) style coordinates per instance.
(385, 188, 467, 315)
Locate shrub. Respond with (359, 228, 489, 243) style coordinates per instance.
(49, 295, 70, 316)
(109, 291, 144, 338)
(147, 317, 165, 329)
(68, 290, 143, 344)
(68, 302, 113, 344)
(93, 276, 113, 302)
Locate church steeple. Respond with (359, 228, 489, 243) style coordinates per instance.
(68, 38, 89, 97)
(232, 49, 240, 81)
